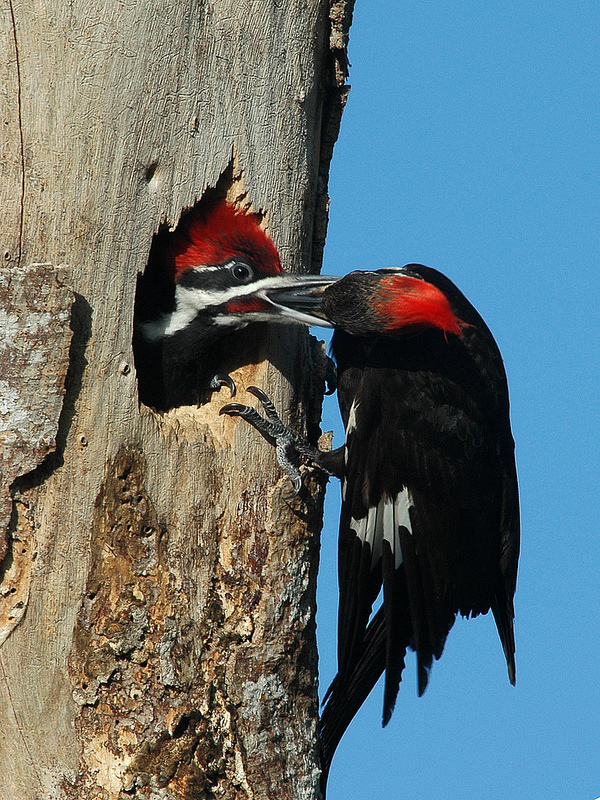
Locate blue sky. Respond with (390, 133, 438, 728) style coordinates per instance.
(316, 3, 600, 798)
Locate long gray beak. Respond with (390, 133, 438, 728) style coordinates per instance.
(261, 274, 338, 328)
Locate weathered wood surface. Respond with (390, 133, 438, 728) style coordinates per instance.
(0, 1, 353, 797)
(0, 263, 73, 644)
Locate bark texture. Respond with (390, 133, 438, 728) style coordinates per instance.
(0, 1, 354, 798)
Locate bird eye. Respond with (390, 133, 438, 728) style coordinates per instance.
(231, 262, 253, 282)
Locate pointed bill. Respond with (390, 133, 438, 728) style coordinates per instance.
(260, 274, 339, 327)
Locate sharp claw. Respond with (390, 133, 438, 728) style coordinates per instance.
(247, 385, 269, 402)
(247, 385, 281, 422)
(219, 402, 250, 416)
(290, 475, 303, 498)
(210, 374, 237, 397)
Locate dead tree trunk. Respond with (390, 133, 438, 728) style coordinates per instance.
(0, 2, 353, 797)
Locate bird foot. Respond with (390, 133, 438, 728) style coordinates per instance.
(209, 374, 237, 397)
(220, 386, 324, 496)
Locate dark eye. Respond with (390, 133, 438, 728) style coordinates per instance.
(231, 262, 253, 282)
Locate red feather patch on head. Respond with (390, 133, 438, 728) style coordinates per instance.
(225, 297, 267, 314)
(164, 200, 282, 281)
(374, 275, 464, 335)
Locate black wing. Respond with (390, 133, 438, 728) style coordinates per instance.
(320, 321, 519, 785)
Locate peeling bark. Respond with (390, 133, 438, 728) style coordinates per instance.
(0, 263, 73, 643)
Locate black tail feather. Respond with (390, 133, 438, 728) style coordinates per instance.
(319, 585, 414, 795)
(491, 589, 516, 685)
(381, 545, 412, 725)
(320, 608, 388, 794)
(336, 526, 384, 689)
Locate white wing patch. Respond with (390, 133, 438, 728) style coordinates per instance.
(350, 487, 413, 571)
(343, 398, 359, 476)
(346, 399, 359, 434)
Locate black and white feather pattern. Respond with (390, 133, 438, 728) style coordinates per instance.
(319, 266, 519, 787)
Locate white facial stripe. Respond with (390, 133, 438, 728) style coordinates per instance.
(140, 284, 223, 341)
(140, 277, 284, 340)
(349, 488, 413, 572)
(191, 265, 222, 273)
(141, 275, 333, 340)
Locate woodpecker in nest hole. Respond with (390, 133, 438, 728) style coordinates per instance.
(133, 199, 333, 410)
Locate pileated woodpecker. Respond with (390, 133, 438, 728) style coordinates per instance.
(133, 199, 334, 409)
(222, 265, 519, 791)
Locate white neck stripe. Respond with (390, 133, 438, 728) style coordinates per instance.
(139, 275, 330, 340)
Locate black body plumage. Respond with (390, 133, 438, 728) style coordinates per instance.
(318, 265, 519, 787)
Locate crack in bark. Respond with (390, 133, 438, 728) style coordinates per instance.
(7, 0, 24, 270)
(310, 0, 356, 273)
(0, 654, 43, 792)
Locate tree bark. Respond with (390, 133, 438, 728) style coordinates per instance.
(0, 1, 353, 798)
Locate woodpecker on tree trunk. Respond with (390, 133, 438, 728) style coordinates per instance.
(222, 265, 519, 794)
(133, 198, 334, 410)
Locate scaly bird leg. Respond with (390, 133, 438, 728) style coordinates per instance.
(220, 385, 332, 495)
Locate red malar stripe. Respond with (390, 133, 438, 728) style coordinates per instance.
(226, 298, 266, 314)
